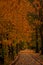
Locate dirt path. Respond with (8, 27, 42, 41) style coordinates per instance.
(12, 49, 43, 65)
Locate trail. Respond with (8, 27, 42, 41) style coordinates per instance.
(13, 49, 43, 65)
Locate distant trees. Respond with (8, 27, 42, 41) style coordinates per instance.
(27, 0, 43, 54)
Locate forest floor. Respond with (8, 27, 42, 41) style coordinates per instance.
(11, 49, 43, 65)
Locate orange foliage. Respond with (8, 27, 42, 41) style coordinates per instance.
(0, 0, 40, 43)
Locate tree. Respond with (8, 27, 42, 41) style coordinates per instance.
(27, 0, 43, 54)
(0, 17, 16, 64)
(39, 0, 43, 54)
(27, 12, 39, 53)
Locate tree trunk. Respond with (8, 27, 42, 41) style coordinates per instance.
(39, 0, 43, 54)
(39, 25, 43, 54)
(35, 27, 39, 53)
(39, 4, 43, 54)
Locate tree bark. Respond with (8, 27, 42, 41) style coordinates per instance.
(39, 25, 43, 54)
(35, 27, 39, 53)
(39, 0, 43, 54)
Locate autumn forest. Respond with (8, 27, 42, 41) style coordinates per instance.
(0, 0, 43, 65)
